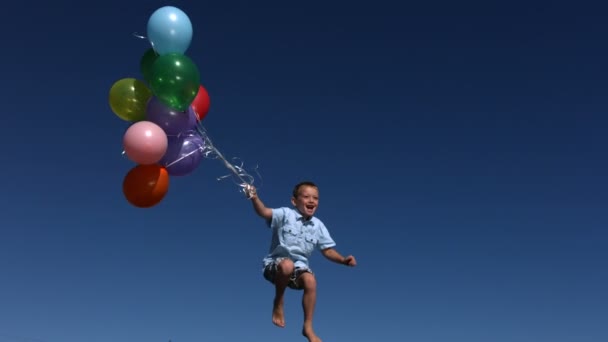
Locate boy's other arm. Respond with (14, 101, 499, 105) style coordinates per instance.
(321, 248, 357, 267)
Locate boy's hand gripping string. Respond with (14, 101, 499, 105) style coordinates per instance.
(243, 184, 257, 199)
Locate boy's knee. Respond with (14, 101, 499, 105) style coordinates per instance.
(277, 259, 294, 275)
(299, 272, 316, 291)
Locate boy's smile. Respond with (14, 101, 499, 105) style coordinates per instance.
(291, 185, 319, 219)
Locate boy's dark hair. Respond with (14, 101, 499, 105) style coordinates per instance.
(292, 181, 318, 198)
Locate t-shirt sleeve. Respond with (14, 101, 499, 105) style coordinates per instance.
(268, 207, 287, 230)
(317, 222, 336, 250)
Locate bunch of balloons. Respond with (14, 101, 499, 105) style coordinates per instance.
(109, 6, 211, 208)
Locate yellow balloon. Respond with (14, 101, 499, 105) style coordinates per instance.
(109, 78, 152, 122)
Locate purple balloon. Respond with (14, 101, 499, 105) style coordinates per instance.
(160, 134, 204, 176)
(146, 97, 197, 135)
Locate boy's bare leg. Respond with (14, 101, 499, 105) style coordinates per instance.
(299, 272, 322, 342)
(272, 259, 294, 327)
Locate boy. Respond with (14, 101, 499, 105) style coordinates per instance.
(245, 181, 356, 342)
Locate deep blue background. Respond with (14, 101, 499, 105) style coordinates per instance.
(1, 1, 606, 341)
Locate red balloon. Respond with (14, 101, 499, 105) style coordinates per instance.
(191, 85, 210, 121)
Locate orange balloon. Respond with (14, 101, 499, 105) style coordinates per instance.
(122, 164, 170, 208)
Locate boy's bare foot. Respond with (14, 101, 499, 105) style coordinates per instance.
(302, 326, 322, 342)
(272, 299, 285, 327)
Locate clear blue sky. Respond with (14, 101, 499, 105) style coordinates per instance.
(1, 1, 607, 341)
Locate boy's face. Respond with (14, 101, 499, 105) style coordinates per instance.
(291, 185, 319, 219)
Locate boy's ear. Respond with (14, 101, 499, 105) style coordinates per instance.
(291, 197, 296, 206)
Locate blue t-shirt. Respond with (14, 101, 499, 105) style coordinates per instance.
(263, 207, 336, 269)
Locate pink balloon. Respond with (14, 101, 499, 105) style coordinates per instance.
(123, 121, 168, 165)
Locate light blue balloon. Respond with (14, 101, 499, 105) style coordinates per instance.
(147, 6, 193, 55)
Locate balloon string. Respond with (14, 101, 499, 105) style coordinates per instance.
(164, 143, 204, 168)
(194, 122, 260, 195)
(132, 32, 147, 39)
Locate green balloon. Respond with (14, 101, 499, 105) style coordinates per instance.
(149, 53, 200, 111)
(108, 78, 152, 122)
(140, 48, 158, 85)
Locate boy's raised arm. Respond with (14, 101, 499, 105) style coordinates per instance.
(245, 185, 273, 221)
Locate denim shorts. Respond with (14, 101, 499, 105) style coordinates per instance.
(263, 258, 313, 290)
